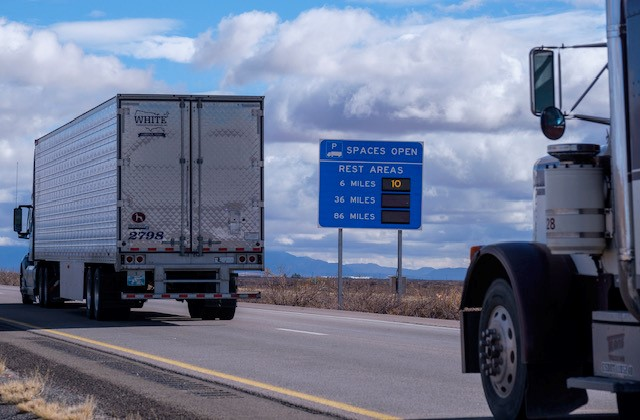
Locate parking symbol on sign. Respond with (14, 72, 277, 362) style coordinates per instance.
(326, 141, 343, 158)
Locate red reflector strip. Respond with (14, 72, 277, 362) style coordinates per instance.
(219, 248, 227, 251)
(236, 248, 244, 251)
(120, 292, 261, 300)
(148, 248, 157, 251)
(165, 248, 174, 252)
(203, 247, 210, 252)
(131, 248, 140, 251)
(253, 247, 262, 252)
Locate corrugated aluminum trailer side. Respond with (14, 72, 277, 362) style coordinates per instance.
(32, 97, 120, 300)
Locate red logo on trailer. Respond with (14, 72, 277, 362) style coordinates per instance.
(132, 212, 146, 223)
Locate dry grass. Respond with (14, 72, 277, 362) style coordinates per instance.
(239, 276, 463, 320)
(18, 396, 96, 420)
(0, 368, 95, 420)
(0, 371, 46, 405)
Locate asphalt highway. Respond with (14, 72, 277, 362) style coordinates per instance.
(0, 285, 619, 419)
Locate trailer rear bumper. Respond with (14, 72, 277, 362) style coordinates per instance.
(121, 292, 261, 300)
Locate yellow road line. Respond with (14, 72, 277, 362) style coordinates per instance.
(0, 316, 399, 420)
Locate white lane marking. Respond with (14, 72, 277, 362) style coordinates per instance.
(247, 307, 456, 331)
(276, 328, 327, 336)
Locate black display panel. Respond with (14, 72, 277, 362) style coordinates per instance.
(381, 193, 410, 208)
(381, 210, 410, 224)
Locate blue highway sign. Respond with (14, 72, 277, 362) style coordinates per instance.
(319, 139, 423, 229)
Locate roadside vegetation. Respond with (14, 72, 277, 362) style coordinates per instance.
(0, 360, 96, 420)
(0, 270, 18, 287)
(239, 275, 462, 320)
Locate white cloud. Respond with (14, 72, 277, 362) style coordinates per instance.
(0, 236, 22, 246)
(50, 19, 195, 63)
(193, 11, 278, 68)
(439, 0, 484, 13)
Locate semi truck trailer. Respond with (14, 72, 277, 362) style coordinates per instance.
(13, 94, 263, 321)
(460, 1, 640, 418)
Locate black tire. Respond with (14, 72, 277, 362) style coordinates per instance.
(85, 267, 95, 319)
(617, 392, 640, 420)
(21, 293, 33, 305)
(93, 266, 108, 320)
(187, 300, 204, 318)
(218, 307, 236, 320)
(479, 279, 527, 420)
(38, 265, 50, 308)
(20, 271, 33, 305)
(201, 307, 219, 320)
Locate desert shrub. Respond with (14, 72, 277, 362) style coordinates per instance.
(0, 270, 19, 286)
(239, 276, 462, 320)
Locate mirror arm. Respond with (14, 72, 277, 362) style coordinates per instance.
(569, 63, 608, 113)
(540, 42, 607, 50)
(572, 114, 611, 125)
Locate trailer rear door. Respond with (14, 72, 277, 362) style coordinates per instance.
(119, 96, 263, 254)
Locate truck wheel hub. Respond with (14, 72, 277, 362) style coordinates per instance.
(480, 305, 518, 398)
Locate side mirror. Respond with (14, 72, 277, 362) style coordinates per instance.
(13, 207, 22, 234)
(540, 106, 565, 140)
(530, 48, 556, 115)
(13, 205, 32, 239)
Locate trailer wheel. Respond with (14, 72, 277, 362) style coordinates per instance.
(479, 279, 527, 420)
(85, 267, 95, 319)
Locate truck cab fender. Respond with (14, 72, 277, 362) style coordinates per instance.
(460, 242, 592, 367)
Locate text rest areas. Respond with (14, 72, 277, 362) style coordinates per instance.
(339, 164, 403, 174)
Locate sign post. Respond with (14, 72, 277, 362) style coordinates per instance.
(319, 139, 423, 301)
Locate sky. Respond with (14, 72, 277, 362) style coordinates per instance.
(0, 0, 610, 270)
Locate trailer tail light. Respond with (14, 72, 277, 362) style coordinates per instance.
(123, 254, 146, 265)
(237, 254, 247, 263)
(248, 254, 257, 264)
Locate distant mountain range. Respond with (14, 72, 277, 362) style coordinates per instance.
(265, 250, 466, 280)
(0, 246, 467, 280)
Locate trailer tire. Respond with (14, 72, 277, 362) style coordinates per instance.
(187, 300, 204, 319)
(218, 307, 236, 320)
(93, 266, 108, 320)
(201, 307, 219, 320)
(38, 265, 51, 308)
(479, 279, 527, 420)
(21, 293, 33, 305)
(85, 267, 95, 319)
(20, 271, 33, 305)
